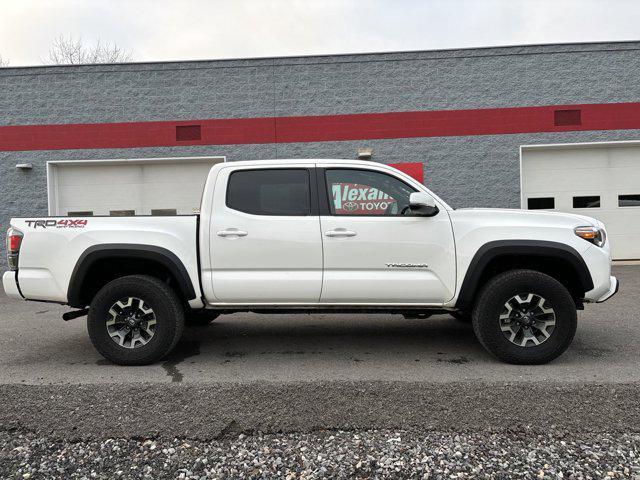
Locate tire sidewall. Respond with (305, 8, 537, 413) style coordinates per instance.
(87, 276, 184, 365)
(473, 270, 577, 364)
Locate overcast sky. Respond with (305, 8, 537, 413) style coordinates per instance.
(1, 0, 640, 66)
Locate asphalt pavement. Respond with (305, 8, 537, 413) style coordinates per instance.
(0, 266, 638, 440)
(0, 266, 637, 385)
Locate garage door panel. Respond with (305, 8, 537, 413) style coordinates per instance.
(141, 163, 213, 183)
(525, 170, 640, 193)
(607, 147, 640, 165)
(50, 158, 223, 218)
(58, 184, 143, 207)
(141, 183, 203, 214)
(608, 169, 640, 187)
(524, 149, 640, 173)
(58, 165, 145, 186)
(525, 169, 640, 188)
(522, 144, 640, 260)
(599, 210, 640, 233)
(523, 150, 607, 172)
(608, 235, 640, 259)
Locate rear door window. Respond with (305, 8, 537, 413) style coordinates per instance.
(226, 169, 311, 216)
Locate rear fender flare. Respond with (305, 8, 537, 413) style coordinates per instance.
(67, 244, 196, 307)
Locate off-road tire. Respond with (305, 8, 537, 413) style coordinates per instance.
(472, 269, 577, 365)
(186, 310, 220, 327)
(87, 275, 185, 365)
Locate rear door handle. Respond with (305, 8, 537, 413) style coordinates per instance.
(325, 228, 357, 237)
(217, 228, 248, 237)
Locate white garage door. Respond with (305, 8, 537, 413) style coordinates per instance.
(47, 157, 224, 217)
(521, 143, 640, 260)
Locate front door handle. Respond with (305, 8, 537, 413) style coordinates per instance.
(325, 228, 357, 238)
(217, 228, 248, 237)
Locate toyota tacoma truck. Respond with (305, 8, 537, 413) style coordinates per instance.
(3, 159, 618, 365)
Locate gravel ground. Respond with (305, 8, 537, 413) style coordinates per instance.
(2, 429, 640, 480)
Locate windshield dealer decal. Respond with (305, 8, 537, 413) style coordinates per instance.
(332, 183, 396, 214)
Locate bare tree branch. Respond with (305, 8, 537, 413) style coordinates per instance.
(0, 54, 8, 67)
(46, 35, 132, 65)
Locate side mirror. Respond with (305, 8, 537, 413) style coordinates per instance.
(409, 192, 439, 217)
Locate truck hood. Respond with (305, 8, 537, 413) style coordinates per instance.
(452, 208, 601, 228)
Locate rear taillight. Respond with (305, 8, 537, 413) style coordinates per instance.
(6, 227, 23, 271)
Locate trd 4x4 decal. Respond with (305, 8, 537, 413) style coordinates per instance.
(25, 219, 88, 229)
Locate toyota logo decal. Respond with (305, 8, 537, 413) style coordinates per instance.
(343, 201, 359, 212)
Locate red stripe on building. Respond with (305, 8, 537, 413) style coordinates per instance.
(2, 102, 640, 152)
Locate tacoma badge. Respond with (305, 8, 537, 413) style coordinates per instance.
(386, 263, 429, 268)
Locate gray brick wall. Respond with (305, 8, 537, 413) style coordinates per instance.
(2, 41, 640, 125)
(1, 42, 640, 267)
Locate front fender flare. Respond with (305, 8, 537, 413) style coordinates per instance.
(455, 240, 594, 310)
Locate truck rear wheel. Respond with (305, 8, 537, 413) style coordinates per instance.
(87, 275, 185, 365)
(472, 269, 577, 365)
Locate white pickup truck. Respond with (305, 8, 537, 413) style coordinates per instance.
(3, 159, 618, 365)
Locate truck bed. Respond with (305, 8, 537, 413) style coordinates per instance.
(7, 215, 202, 305)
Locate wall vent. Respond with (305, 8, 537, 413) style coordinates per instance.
(554, 109, 581, 126)
(176, 125, 202, 141)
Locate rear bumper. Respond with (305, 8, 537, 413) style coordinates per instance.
(2, 271, 23, 300)
(595, 276, 619, 303)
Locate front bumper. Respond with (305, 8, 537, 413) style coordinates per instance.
(2, 271, 23, 300)
(595, 276, 619, 303)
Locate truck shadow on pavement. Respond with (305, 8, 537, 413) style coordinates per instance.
(93, 314, 482, 377)
(179, 314, 482, 359)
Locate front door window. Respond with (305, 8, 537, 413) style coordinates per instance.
(325, 169, 415, 216)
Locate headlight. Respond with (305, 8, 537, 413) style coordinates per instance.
(574, 226, 606, 247)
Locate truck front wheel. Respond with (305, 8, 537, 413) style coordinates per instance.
(87, 275, 185, 365)
(472, 269, 577, 365)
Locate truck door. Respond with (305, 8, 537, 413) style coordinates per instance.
(207, 165, 323, 303)
(317, 165, 456, 304)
